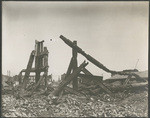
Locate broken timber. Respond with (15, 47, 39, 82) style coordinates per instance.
(59, 35, 147, 96)
(22, 50, 35, 89)
(19, 40, 49, 96)
(59, 35, 143, 79)
(63, 41, 78, 90)
(72, 41, 78, 90)
(79, 69, 114, 97)
(59, 35, 115, 96)
(53, 61, 88, 96)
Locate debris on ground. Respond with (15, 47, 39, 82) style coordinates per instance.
(2, 87, 148, 117)
(2, 37, 148, 117)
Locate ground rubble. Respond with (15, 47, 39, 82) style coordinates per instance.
(2, 87, 148, 117)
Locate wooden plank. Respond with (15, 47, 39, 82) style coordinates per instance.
(44, 68, 48, 89)
(21, 68, 36, 72)
(39, 42, 44, 68)
(78, 74, 103, 80)
(66, 57, 74, 77)
(72, 58, 78, 89)
(43, 47, 49, 67)
(123, 75, 132, 86)
(22, 50, 35, 89)
(53, 61, 88, 96)
(40, 42, 43, 52)
(96, 81, 114, 97)
(72, 41, 78, 90)
(21, 66, 48, 72)
(21, 67, 47, 73)
(35, 42, 41, 83)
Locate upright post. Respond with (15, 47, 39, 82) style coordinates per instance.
(72, 41, 78, 90)
(43, 47, 49, 87)
(35, 41, 41, 83)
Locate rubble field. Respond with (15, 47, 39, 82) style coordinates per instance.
(2, 86, 148, 117)
(2, 36, 148, 117)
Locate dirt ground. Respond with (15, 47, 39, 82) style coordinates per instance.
(2, 88, 148, 117)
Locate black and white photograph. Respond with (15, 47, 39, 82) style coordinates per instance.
(2, 1, 148, 117)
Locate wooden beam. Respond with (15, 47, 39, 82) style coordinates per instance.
(35, 42, 41, 83)
(22, 50, 35, 89)
(72, 41, 78, 90)
(66, 57, 74, 77)
(21, 66, 48, 73)
(43, 47, 49, 67)
(21, 68, 36, 72)
(78, 74, 103, 80)
(53, 61, 88, 96)
(96, 81, 114, 97)
(123, 75, 132, 86)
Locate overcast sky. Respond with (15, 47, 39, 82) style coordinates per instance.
(2, 1, 149, 80)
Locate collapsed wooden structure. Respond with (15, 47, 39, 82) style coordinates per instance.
(52, 36, 114, 97)
(18, 40, 49, 94)
(16, 35, 147, 98)
(52, 35, 147, 97)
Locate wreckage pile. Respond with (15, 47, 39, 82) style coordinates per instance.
(2, 85, 148, 117)
(2, 35, 148, 117)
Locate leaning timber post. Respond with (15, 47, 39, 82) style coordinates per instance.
(53, 61, 88, 96)
(22, 50, 35, 89)
(35, 41, 41, 83)
(72, 41, 78, 90)
(66, 57, 74, 77)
